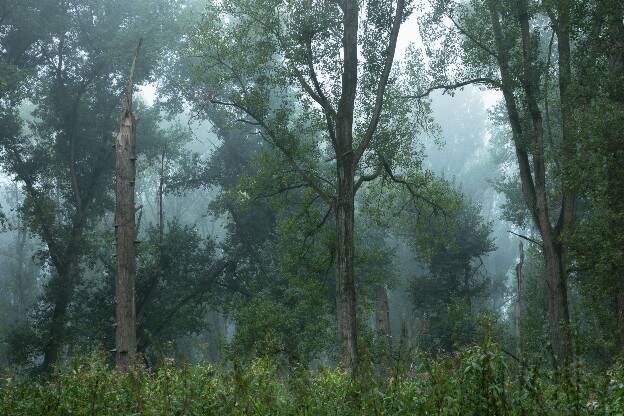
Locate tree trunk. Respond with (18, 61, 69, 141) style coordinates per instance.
(515, 241, 524, 356)
(375, 285, 391, 344)
(333, 0, 359, 376)
(42, 255, 78, 371)
(14, 225, 27, 319)
(543, 239, 571, 363)
(115, 39, 141, 372)
(158, 146, 166, 243)
(335, 155, 358, 376)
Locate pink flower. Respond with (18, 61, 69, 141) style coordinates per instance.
(422, 371, 430, 381)
(486, 351, 494, 356)
(454, 351, 461, 359)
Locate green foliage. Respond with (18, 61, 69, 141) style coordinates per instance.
(65, 220, 226, 359)
(2, 348, 622, 415)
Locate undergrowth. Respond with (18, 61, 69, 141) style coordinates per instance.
(1, 343, 623, 415)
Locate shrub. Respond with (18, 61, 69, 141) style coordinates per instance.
(1, 346, 622, 415)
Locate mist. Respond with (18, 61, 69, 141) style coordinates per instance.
(0, 0, 622, 413)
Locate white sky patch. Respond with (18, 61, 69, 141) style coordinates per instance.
(397, 11, 502, 113)
(481, 89, 503, 110)
(138, 83, 156, 106)
(397, 12, 423, 56)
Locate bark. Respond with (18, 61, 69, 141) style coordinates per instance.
(335, 154, 358, 375)
(543, 239, 571, 362)
(115, 39, 142, 371)
(332, 0, 360, 376)
(552, 0, 576, 243)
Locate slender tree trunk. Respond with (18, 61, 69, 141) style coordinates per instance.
(515, 241, 524, 356)
(333, 0, 359, 377)
(543, 238, 571, 362)
(335, 155, 357, 375)
(463, 267, 473, 312)
(14, 225, 27, 319)
(158, 146, 166, 243)
(375, 285, 391, 343)
(115, 39, 141, 371)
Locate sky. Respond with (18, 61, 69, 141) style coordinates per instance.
(397, 10, 502, 110)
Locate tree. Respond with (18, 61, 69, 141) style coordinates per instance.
(114, 39, 142, 371)
(419, 0, 581, 365)
(565, 0, 624, 358)
(409, 195, 497, 351)
(188, 0, 433, 375)
(0, 0, 192, 371)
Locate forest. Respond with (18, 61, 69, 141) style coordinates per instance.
(0, 0, 623, 414)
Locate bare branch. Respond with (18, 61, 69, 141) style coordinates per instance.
(508, 230, 543, 248)
(403, 77, 500, 100)
(254, 183, 309, 199)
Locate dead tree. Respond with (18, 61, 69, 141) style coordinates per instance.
(115, 39, 142, 371)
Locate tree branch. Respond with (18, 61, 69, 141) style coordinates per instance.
(210, 98, 336, 207)
(379, 154, 447, 214)
(448, 14, 499, 60)
(403, 77, 500, 99)
(353, 0, 405, 167)
(354, 164, 383, 193)
(254, 183, 309, 199)
(508, 230, 543, 248)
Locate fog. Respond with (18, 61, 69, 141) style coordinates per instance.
(0, 2, 622, 410)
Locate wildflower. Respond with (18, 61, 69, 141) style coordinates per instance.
(454, 351, 461, 359)
(422, 371, 430, 381)
(586, 400, 599, 411)
(486, 351, 494, 357)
